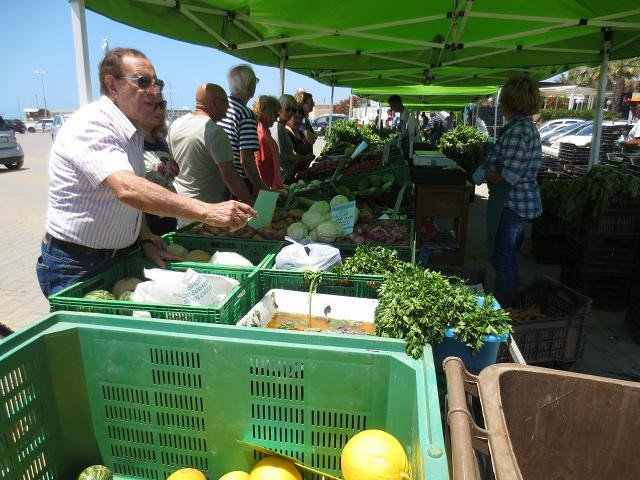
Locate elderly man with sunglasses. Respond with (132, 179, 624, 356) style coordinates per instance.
(37, 48, 256, 297)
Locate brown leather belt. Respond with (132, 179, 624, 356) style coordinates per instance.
(44, 232, 132, 258)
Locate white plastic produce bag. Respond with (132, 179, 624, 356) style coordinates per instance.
(132, 268, 239, 307)
(274, 238, 342, 271)
(209, 251, 254, 267)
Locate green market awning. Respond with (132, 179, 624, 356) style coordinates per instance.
(85, 0, 640, 80)
(404, 103, 468, 111)
(354, 85, 500, 104)
(302, 65, 562, 89)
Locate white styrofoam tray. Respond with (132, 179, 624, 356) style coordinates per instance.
(237, 289, 378, 328)
(413, 152, 459, 167)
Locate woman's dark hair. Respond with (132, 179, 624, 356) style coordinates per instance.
(99, 48, 148, 95)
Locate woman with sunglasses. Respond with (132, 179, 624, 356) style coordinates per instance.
(143, 96, 180, 235)
(271, 95, 314, 184)
(286, 108, 313, 176)
(294, 91, 318, 147)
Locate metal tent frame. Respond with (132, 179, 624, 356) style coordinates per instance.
(70, 0, 640, 166)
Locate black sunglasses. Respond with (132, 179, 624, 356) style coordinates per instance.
(119, 75, 165, 92)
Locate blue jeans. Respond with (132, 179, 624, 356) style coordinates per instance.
(492, 208, 528, 294)
(36, 238, 125, 298)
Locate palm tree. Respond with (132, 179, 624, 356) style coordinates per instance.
(559, 57, 640, 112)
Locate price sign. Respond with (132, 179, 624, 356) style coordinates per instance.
(330, 201, 357, 235)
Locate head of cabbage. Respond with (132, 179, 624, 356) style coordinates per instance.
(312, 220, 344, 243)
(286, 222, 308, 241)
(301, 210, 326, 231)
(308, 201, 330, 216)
(330, 195, 350, 208)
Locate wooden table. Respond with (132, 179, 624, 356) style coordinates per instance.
(415, 183, 472, 266)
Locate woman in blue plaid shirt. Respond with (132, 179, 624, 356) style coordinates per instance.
(482, 75, 542, 294)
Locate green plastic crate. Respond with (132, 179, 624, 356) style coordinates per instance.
(259, 265, 384, 299)
(48, 258, 258, 325)
(0, 312, 448, 479)
(154, 233, 282, 269)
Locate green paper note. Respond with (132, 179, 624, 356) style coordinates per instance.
(248, 190, 280, 230)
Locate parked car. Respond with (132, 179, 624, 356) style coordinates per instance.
(543, 121, 628, 158)
(0, 117, 24, 170)
(541, 121, 589, 145)
(51, 114, 70, 141)
(312, 114, 347, 135)
(4, 119, 27, 134)
(537, 118, 583, 135)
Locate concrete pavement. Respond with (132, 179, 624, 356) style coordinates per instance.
(0, 132, 51, 331)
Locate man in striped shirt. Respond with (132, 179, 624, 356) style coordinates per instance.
(218, 65, 269, 195)
(37, 48, 256, 297)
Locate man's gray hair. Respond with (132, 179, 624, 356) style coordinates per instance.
(228, 64, 256, 94)
(279, 94, 297, 109)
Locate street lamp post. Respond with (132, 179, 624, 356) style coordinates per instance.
(34, 70, 48, 117)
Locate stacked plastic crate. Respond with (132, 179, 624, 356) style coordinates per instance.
(561, 199, 640, 309)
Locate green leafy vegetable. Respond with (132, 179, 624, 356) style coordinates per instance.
(374, 266, 511, 359)
(559, 165, 640, 222)
(439, 125, 488, 173)
(335, 245, 407, 276)
(323, 120, 388, 152)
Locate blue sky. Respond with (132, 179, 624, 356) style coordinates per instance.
(1, 1, 351, 118)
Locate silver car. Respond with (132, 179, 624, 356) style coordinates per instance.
(0, 117, 24, 170)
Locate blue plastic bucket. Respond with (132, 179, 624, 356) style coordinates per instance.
(432, 297, 509, 375)
(432, 328, 509, 375)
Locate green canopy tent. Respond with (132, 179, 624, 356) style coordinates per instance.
(71, 0, 640, 165)
(353, 85, 500, 104)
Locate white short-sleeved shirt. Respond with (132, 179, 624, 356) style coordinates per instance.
(628, 119, 640, 140)
(46, 96, 146, 249)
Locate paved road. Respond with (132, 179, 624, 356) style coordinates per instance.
(0, 132, 51, 331)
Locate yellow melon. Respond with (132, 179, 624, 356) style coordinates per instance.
(166, 468, 206, 480)
(341, 430, 411, 480)
(184, 249, 212, 262)
(250, 457, 301, 480)
(219, 472, 250, 480)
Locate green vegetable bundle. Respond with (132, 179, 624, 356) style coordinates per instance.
(324, 120, 385, 152)
(559, 165, 640, 222)
(539, 179, 570, 218)
(374, 266, 511, 359)
(336, 245, 406, 276)
(439, 125, 488, 173)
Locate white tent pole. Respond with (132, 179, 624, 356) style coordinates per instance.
(278, 48, 286, 97)
(494, 87, 501, 137)
(70, 0, 93, 106)
(328, 83, 335, 135)
(348, 89, 353, 119)
(588, 49, 610, 169)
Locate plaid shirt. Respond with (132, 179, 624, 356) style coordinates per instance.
(487, 115, 542, 219)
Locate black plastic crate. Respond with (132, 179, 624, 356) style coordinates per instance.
(564, 235, 640, 272)
(495, 276, 592, 367)
(625, 289, 640, 344)
(531, 218, 570, 265)
(561, 266, 631, 310)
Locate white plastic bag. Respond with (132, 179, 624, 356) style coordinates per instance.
(132, 268, 239, 306)
(209, 251, 254, 267)
(274, 239, 342, 271)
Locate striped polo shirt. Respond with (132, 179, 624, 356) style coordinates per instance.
(217, 96, 259, 178)
(46, 96, 146, 249)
